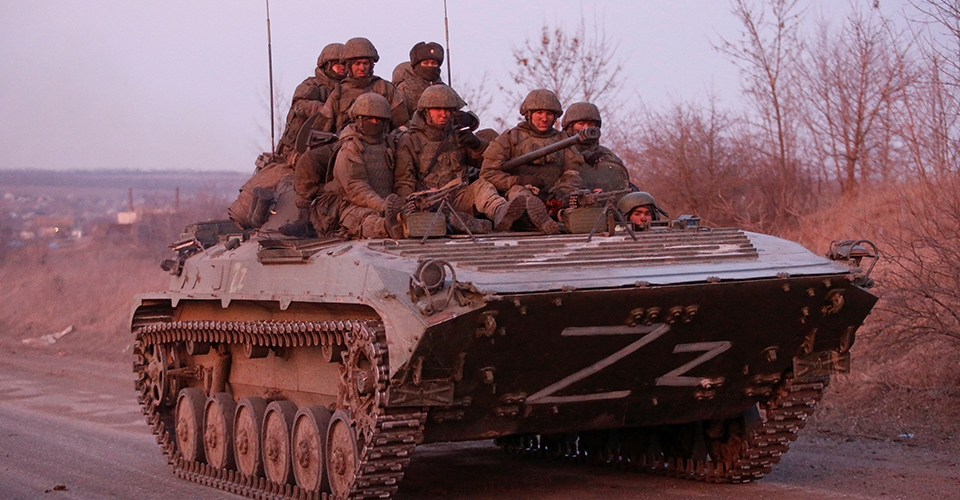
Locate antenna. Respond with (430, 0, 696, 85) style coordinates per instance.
(266, 0, 276, 152)
(443, 0, 452, 86)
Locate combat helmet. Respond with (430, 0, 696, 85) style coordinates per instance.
(617, 191, 662, 221)
(410, 41, 444, 66)
(520, 89, 563, 116)
(417, 84, 465, 111)
(317, 42, 344, 67)
(349, 93, 392, 120)
(562, 102, 602, 129)
(342, 37, 379, 62)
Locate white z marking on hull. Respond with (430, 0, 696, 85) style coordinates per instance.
(526, 324, 671, 404)
(655, 341, 733, 386)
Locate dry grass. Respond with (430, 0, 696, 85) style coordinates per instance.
(0, 238, 168, 357)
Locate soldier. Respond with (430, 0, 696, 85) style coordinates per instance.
(393, 41, 445, 120)
(332, 93, 406, 239)
(275, 42, 346, 162)
(561, 102, 631, 193)
(394, 85, 526, 233)
(480, 89, 584, 234)
(317, 37, 408, 134)
(617, 191, 663, 230)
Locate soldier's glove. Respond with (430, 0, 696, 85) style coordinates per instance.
(582, 147, 604, 165)
(516, 174, 545, 189)
(456, 129, 483, 150)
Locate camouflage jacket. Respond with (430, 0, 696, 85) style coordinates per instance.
(394, 113, 483, 199)
(480, 121, 583, 198)
(565, 142, 631, 193)
(392, 62, 443, 120)
(275, 69, 338, 155)
(332, 124, 409, 213)
(319, 76, 409, 133)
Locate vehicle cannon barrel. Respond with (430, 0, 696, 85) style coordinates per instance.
(500, 126, 600, 170)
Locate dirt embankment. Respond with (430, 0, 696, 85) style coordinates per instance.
(0, 239, 168, 358)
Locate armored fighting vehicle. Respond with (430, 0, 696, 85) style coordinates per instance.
(132, 208, 878, 499)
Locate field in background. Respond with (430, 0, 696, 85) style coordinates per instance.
(0, 170, 956, 446)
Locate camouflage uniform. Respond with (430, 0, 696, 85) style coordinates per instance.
(395, 113, 504, 222)
(276, 43, 344, 160)
(317, 38, 408, 133)
(561, 102, 630, 192)
(319, 78, 408, 133)
(331, 88, 410, 240)
(393, 42, 445, 120)
(480, 121, 583, 202)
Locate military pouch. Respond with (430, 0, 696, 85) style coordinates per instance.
(309, 192, 342, 234)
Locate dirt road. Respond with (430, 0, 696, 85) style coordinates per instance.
(1, 349, 957, 500)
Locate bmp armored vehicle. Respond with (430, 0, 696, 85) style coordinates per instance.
(131, 214, 878, 499)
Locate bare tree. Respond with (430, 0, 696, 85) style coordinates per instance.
(802, 6, 910, 195)
(498, 13, 626, 131)
(627, 96, 754, 226)
(716, 0, 815, 232)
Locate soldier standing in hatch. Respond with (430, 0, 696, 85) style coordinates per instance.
(480, 89, 584, 234)
(317, 37, 408, 134)
(275, 42, 346, 163)
(331, 93, 407, 239)
(394, 85, 527, 234)
(561, 102, 631, 193)
(393, 41, 445, 120)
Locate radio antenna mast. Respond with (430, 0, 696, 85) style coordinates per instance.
(266, 0, 276, 152)
(443, 0, 452, 86)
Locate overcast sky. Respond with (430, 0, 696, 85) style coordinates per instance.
(0, 1, 907, 173)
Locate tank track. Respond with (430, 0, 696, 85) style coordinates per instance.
(497, 376, 828, 483)
(132, 319, 426, 500)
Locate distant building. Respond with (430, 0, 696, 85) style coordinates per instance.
(31, 216, 75, 238)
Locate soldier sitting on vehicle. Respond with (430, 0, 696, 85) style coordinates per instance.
(393, 41, 445, 121)
(275, 42, 346, 164)
(394, 85, 526, 234)
(330, 93, 408, 239)
(480, 89, 585, 234)
(617, 191, 666, 231)
(316, 37, 408, 134)
(561, 102, 631, 193)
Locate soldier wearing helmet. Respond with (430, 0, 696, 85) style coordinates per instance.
(317, 37, 409, 133)
(275, 42, 346, 161)
(617, 191, 664, 230)
(394, 85, 526, 234)
(393, 42, 445, 119)
(330, 93, 408, 239)
(479, 89, 585, 234)
(561, 102, 631, 193)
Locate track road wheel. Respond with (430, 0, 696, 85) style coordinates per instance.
(326, 410, 360, 500)
(262, 400, 298, 485)
(233, 397, 268, 477)
(176, 388, 207, 463)
(204, 393, 237, 470)
(292, 405, 334, 493)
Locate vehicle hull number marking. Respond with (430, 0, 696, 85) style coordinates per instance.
(526, 324, 671, 404)
(655, 341, 733, 386)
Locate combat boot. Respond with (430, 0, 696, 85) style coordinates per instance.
(249, 187, 276, 228)
(445, 208, 493, 234)
(493, 197, 526, 232)
(525, 196, 559, 234)
(383, 194, 405, 239)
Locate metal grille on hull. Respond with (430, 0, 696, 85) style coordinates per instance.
(368, 228, 758, 272)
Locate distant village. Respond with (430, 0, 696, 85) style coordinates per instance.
(0, 170, 247, 252)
